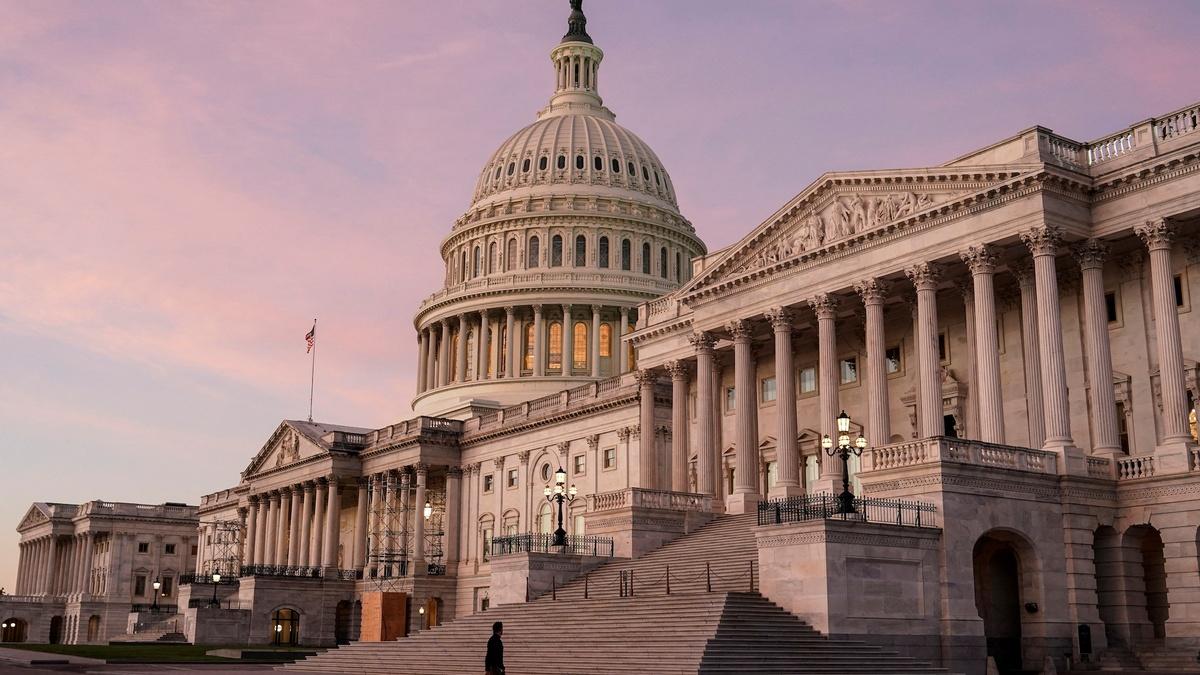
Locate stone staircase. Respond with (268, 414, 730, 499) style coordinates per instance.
(1133, 640, 1200, 671)
(285, 513, 950, 674)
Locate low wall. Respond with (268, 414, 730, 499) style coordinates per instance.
(489, 552, 612, 606)
(183, 606, 251, 645)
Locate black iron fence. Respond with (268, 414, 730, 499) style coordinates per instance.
(179, 573, 239, 586)
(491, 533, 615, 558)
(187, 597, 247, 610)
(757, 493, 937, 528)
(130, 604, 178, 613)
(226, 565, 364, 580)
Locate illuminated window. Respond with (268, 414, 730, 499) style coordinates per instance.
(528, 236, 540, 268)
(600, 323, 612, 357)
(598, 237, 609, 268)
(575, 235, 587, 267)
(523, 323, 535, 370)
(840, 357, 858, 385)
(549, 322, 563, 370)
(760, 377, 776, 403)
(799, 367, 817, 394)
(621, 239, 632, 271)
(573, 321, 588, 370)
(551, 235, 563, 267)
(725, 386, 736, 412)
(538, 504, 553, 534)
(886, 346, 903, 374)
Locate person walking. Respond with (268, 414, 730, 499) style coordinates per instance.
(485, 621, 505, 674)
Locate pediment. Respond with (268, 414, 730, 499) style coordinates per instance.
(679, 167, 1031, 300)
(242, 421, 325, 478)
(17, 504, 50, 531)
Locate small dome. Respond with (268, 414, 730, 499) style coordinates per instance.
(470, 113, 679, 210)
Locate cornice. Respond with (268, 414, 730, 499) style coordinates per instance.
(459, 391, 640, 447)
(628, 316, 694, 347)
(416, 282, 666, 325)
(1091, 151, 1200, 204)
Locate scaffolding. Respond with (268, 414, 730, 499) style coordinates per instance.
(203, 518, 242, 577)
(369, 469, 412, 592)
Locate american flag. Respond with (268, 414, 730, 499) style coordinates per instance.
(305, 325, 316, 353)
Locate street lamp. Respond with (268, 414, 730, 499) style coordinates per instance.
(151, 576, 161, 611)
(423, 501, 433, 520)
(821, 411, 868, 514)
(543, 467, 577, 547)
(209, 570, 221, 608)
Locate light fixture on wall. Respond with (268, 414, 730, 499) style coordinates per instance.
(423, 501, 433, 520)
(821, 410, 868, 515)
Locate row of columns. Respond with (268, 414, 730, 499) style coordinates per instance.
(14, 533, 94, 598)
(243, 476, 343, 570)
(416, 304, 633, 393)
(653, 221, 1192, 511)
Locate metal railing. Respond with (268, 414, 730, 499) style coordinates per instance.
(130, 604, 179, 614)
(757, 493, 937, 528)
(179, 573, 239, 586)
(528, 560, 759, 602)
(187, 598, 247, 610)
(237, 565, 362, 580)
(491, 533, 615, 558)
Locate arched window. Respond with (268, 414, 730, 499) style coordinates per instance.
(593, 156, 603, 171)
(642, 165, 650, 181)
(272, 608, 300, 646)
(523, 323, 535, 371)
(539, 156, 548, 171)
(573, 321, 588, 370)
(538, 503, 553, 534)
(675, 252, 682, 281)
(473, 246, 482, 277)
(522, 158, 530, 173)
(600, 323, 612, 358)
(621, 239, 631, 271)
(642, 243, 651, 274)
(660, 247, 668, 279)
(611, 158, 621, 173)
(506, 162, 515, 176)
(598, 236, 610, 268)
(551, 235, 563, 267)
(557, 155, 566, 170)
(494, 165, 501, 180)
(574, 235, 586, 267)
(460, 251, 467, 282)
(575, 155, 585, 170)
(449, 331, 459, 381)
(488, 241, 498, 274)
(548, 321, 563, 371)
(627, 161, 636, 176)
(506, 238, 518, 271)
(528, 236, 540, 269)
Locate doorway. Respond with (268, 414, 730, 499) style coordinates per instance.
(974, 533, 1032, 673)
(272, 608, 300, 646)
(1, 618, 27, 643)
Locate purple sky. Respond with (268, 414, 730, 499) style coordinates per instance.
(2, 0, 1198, 590)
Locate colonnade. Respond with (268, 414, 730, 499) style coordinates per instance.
(243, 476, 344, 570)
(14, 532, 95, 598)
(649, 222, 1193, 512)
(416, 304, 633, 394)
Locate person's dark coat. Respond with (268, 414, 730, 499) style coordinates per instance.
(485, 633, 504, 674)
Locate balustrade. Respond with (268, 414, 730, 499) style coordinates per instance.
(587, 488, 713, 513)
(1115, 455, 1156, 480)
(865, 437, 1057, 474)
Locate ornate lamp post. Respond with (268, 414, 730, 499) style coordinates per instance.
(543, 467, 577, 547)
(821, 411, 867, 514)
(209, 570, 221, 608)
(151, 576, 161, 611)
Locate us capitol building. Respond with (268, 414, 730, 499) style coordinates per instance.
(5, 4, 1200, 673)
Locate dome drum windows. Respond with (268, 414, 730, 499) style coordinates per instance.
(659, 246, 668, 279)
(574, 235, 587, 267)
(593, 156, 603, 171)
(598, 236, 610, 268)
(528, 236, 540, 269)
(539, 156, 549, 171)
(621, 239, 632, 271)
(641, 242, 651, 274)
(522, 158, 531, 173)
(575, 155, 585, 171)
(551, 235, 564, 267)
(557, 155, 567, 170)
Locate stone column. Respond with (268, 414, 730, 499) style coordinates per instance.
(691, 332, 716, 497)
(856, 280, 891, 447)
(1074, 239, 1122, 456)
(367, 474, 382, 575)
(43, 536, 58, 597)
(667, 360, 691, 493)
(533, 305, 546, 377)
(636, 369, 658, 488)
(275, 490, 290, 566)
(262, 493, 278, 566)
(959, 281, 978, 440)
(906, 263, 943, 439)
(811, 293, 843, 487)
(354, 478, 369, 571)
(505, 306, 517, 378)
(591, 305, 602, 377)
(14, 543, 26, 595)
(427, 327, 439, 390)
(619, 307, 631, 374)
(1020, 226, 1078, 458)
(1136, 219, 1194, 459)
(322, 476, 341, 568)
(412, 465, 427, 575)
(727, 319, 761, 513)
(79, 533, 93, 598)
(416, 329, 428, 394)
(311, 480, 326, 569)
(562, 304, 574, 375)
(287, 486, 302, 566)
(1013, 259, 1046, 449)
(446, 467, 462, 564)
(437, 319, 451, 387)
(254, 496, 269, 565)
(962, 245, 1005, 444)
(298, 483, 313, 567)
(477, 310, 490, 381)
(456, 314, 469, 383)
(767, 307, 802, 496)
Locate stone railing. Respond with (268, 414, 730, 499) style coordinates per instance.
(1087, 129, 1136, 166)
(84, 501, 197, 519)
(1155, 104, 1199, 142)
(865, 437, 1057, 475)
(367, 416, 463, 445)
(1086, 456, 1113, 480)
(418, 270, 677, 310)
(1037, 100, 1200, 171)
(588, 488, 713, 513)
(1115, 455, 1155, 480)
(462, 375, 645, 436)
(200, 489, 239, 508)
(0, 594, 64, 604)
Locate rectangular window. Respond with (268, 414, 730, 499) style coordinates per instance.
(507, 468, 519, 488)
(725, 386, 736, 412)
(161, 576, 174, 597)
(483, 474, 494, 493)
(135, 575, 146, 596)
(1174, 274, 1185, 308)
(137, 542, 149, 554)
(574, 454, 586, 475)
(840, 357, 858, 385)
(191, 545, 198, 556)
(165, 544, 176, 555)
(885, 346, 902, 375)
(799, 367, 817, 394)
(760, 376, 777, 403)
(1116, 403, 1130, 453)
(1105, 291, 1119, 323)
(482, 528, 493, 561)
(603, 447, 617, 470)
(938, 332, 949, 363)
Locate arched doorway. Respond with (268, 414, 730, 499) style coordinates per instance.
(1123, 525, 1169, 641)
(272, 608, 300, 646)
(974, 532, 1036, 674)
(334, 601, 353, 645)
(1093, 526, 1124, 646)
(48, 616, 63, 644)
(1, 618, 27, 642)
(86, 615, 101, 643)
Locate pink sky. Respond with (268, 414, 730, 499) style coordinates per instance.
(1, 0, 1198, 590)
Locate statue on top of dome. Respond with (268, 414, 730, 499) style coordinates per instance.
(563, 0, 593, 44)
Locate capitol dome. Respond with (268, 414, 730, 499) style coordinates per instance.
(411, 0, 706, 419)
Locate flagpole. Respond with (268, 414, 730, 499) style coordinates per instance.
(308, 318, 317, 423)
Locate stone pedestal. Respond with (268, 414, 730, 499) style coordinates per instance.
(360, 591, 409, 641)
(584, 489, 714, 559)
(489, 552, 609, 606)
